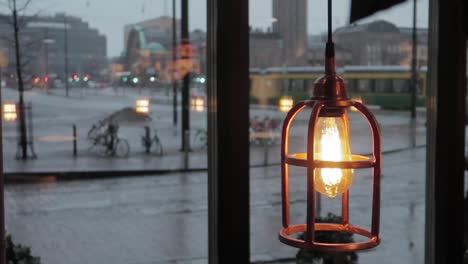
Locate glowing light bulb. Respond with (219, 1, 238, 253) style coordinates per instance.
(313, 115, 354, 198)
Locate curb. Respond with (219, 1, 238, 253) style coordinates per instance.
(5, 167, 207, 183)
(4, 145, 426, 183)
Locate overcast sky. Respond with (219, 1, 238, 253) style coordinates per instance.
(2, 0, 428, 57)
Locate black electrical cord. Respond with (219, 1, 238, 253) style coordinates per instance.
(325, 0, 335, 58)
(328, 0, 332, 43)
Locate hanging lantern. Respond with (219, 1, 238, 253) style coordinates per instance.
(278, 0, 382, 252)
(278, 57, 382, 252)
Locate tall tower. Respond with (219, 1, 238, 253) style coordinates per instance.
(272, 0, 308, 66)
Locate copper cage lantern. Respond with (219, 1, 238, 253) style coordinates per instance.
(279, 61, 382, 252)
(278, 1, 382, 251)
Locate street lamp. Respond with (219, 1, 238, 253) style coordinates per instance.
(191, 95, 205, 112)
(278, 0, 382, 252)
(3, 102, 17, 122)
(135, 98, 150, 115)
(43, 30, 55, 91)
(278, 96, 294, 112)
(172, 0, 178, 127)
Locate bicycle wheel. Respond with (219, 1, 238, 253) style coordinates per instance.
(115, 138, 130, 158)
(87, 125, 97, 141)
(198, 133, 207, 148)
(194, 129, 207, 148)
(266, 131, 275, 146)
(151, 136, 164, 156)
(94, 135, 108, 156)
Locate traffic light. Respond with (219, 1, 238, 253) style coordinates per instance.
(192, 76, 207, 84)
(72, 74, 79, 82)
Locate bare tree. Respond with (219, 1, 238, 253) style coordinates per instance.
(0, 0, 36, 159)
(0, 26, 43, 84)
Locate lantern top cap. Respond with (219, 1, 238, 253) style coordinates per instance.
(312, 56, 348, 101)
(311, 15, 348, 102)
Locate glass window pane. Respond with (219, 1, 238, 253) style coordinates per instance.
(2, 1, 208, 263)
(249, 0, 428, 262)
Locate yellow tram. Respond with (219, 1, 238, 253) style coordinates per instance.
(250, 65, 426, 109)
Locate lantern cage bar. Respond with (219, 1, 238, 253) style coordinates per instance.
(279, 97, 382, 252)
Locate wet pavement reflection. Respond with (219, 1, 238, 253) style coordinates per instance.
(6, 146, 425, 264)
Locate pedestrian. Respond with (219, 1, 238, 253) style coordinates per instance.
(106, 122, 119, 154)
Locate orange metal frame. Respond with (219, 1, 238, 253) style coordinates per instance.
(279, 99, 382, 252)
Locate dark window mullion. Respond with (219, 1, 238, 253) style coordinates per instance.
(207, 0, 250, 263)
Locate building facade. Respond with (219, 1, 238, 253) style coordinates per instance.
(249, 0, 308, 68)
(309, 20, 429, 67)
(0, 13, 107, 84)
(249, 29, 283, 68)
(121, 16, 205, 84)
(272, 0, 308, 66)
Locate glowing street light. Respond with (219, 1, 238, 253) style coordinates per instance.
(191, 96, 205, 112)
(3, 102, 17, 122)
(136, 98, 150, 115)
(279, 96, 294, 112)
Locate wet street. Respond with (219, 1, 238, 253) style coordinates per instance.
(6, 147, 425, 264)
(2, 87, 426, 174)
(1, 86, 429, 263)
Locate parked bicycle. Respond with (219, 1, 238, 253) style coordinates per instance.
(141, 126, 163, 156)
(249, 116, 280, 146)
(193, 128, 207, 149)
(87, 122, 130, 157)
